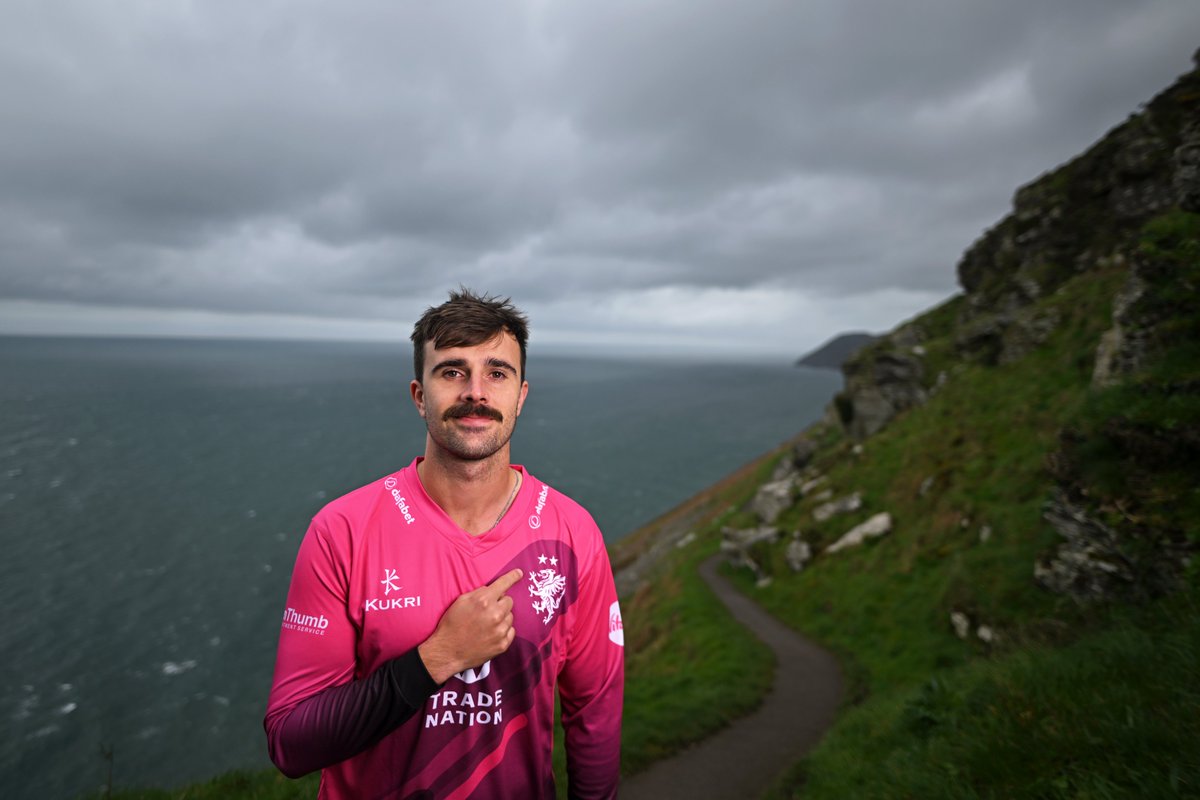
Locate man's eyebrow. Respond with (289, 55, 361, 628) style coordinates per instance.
(430, 358, 467, 373)
(486, 357, 518, 374)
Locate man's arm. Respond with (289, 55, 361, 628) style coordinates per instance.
(263, 520, 523, 778)
(559, 538, 624, 799)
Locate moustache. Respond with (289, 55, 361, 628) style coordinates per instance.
(444, 403, 504, 423)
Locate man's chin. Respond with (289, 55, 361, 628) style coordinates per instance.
(428, 432, 509, 462)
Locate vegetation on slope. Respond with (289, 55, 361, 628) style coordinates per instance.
(739, 211, 1200, 798)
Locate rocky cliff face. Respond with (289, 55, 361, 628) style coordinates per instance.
(812, 53, 1200, 605)
(834, 51, 1200, 440)
(955, 50, 1200, 365)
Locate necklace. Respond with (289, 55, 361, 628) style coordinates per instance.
(492, 471, 521, 530)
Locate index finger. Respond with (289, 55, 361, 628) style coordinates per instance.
(487, 568, 524, 596)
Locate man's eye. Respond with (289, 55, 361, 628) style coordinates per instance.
(443, 369, 462, 378)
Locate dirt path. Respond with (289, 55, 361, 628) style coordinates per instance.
(619, 555, 844, 800)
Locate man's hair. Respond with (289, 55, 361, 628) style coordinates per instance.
(411, 288, 530, 381)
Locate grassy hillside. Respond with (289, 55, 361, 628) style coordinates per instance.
(735, 210, 1200, 798)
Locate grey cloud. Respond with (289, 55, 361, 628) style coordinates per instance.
(1, 0, 1198, 340)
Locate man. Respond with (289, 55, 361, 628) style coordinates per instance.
(264, 289, 624, 799)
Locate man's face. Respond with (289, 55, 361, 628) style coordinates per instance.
(410, 331, 529, 463)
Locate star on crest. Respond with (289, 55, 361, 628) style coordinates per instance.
(537, 554, 547, 564)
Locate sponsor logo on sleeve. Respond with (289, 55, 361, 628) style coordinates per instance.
(529, 554, 567, 624)
(282, 607, 329, 636)
(608, 601, 624, 646)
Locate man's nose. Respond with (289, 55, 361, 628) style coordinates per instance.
(462, 373, 488, 402)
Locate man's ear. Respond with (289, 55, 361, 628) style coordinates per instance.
(410, 379, 426, 418)
(515, 380, 529, 416)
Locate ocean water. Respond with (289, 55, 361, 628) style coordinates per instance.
(0, 335, 841, 799)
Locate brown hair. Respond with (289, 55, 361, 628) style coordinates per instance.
(411, 288, 530, 381)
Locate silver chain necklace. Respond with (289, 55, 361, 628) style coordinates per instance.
(492, 471, 521, 530)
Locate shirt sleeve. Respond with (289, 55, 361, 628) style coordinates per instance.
(558, 532, 624, 799)
(262, 516, 439, 778)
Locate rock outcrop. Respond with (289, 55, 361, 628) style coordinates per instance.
(812, 492, 862, 523)
(825, 512, 893, 554)
(954, 52, 1200, 366)
(835, 342, 928, 439)
(1035, 491, 1135, 603)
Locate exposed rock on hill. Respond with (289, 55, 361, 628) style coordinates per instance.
(720, 53, 1200, 605)
(955, 50, 1200, 364)
(834, 333, 928, 440)
(830, 51, 1200, 442)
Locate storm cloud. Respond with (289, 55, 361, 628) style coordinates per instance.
(2, 0, 1198, 356)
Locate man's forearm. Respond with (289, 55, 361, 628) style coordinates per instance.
(266, 648, 439, 778)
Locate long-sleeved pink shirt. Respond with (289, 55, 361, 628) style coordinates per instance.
(264, 458, 624, 799)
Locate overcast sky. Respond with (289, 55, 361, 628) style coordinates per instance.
(1, 1, 1197, 359)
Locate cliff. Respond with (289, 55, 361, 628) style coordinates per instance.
(834, 50, 1200, 441)
(712, 52, 1200, 795)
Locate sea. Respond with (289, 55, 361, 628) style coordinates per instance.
(0, 335, 842, 799)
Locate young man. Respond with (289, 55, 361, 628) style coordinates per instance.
(264, 290, 624, 799)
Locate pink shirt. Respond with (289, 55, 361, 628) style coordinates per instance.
(265, 458, 624, 799)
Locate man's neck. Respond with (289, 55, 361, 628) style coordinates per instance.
(417, 447, 520, 536)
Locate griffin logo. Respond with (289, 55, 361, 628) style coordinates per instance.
(528, 557, 567, 625)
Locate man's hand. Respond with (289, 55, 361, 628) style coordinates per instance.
(418, 569, 523, 685)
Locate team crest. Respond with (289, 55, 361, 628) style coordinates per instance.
(528, 554, 567, 625)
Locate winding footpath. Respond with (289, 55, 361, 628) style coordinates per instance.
(619, 555, 844, 800)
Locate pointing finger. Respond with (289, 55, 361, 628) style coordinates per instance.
(487, 568, 523, 597)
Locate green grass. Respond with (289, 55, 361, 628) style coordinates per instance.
(741, 211, 1200, 798)
(738, 264, 1129, 696)
(84, 770, 319, 799)
(766, 593, 1200, 799)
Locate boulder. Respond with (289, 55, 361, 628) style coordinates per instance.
(721, 525, 781, 550)
(798, 475, 827, 496)
(825, 512, 893, 554)
(813, 492, 862, 523)
(751, 478, 796, 524)
(950, 611, 970, 639)
(785, 535, 813, 573)
(721, 525, 785, 583)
